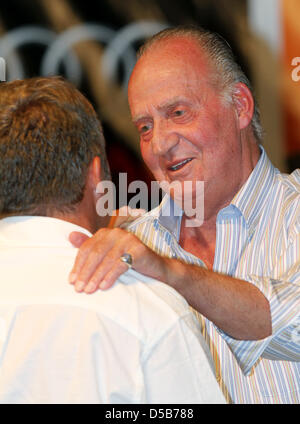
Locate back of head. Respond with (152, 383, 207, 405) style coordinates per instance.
(0, 76, 110, 217)
(137, 25, 263, 143)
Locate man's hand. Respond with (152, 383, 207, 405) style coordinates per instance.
(68, 225, 272, 339)
(68, 227, 169, 294)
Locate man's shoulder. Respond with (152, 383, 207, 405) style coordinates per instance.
(276, 168, 300, 197)
(265, 168, 300, 239)
(119, 269, 191, 317)
(89, 271, 195, 340)
(274, 169, 300, 217)
(0, 245, 193, 344)
(46, 253, 195, 339)
(67, 269, 198, 350)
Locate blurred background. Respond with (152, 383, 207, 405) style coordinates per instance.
(0, 0, 299, 209)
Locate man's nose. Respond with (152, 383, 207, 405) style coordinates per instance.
(151, 121, 179, 156)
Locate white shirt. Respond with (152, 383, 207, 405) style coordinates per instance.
(0, 216, 225, 404)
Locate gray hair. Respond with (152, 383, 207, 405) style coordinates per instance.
(137, 25, 263, 143)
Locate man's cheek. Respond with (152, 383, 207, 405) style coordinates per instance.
(141, 149, 158, 171)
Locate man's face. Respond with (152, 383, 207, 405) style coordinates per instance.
(128, 38, 252, 219)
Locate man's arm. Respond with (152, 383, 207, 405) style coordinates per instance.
(68, 228, 271, 340)
(162, 258, 272, 340)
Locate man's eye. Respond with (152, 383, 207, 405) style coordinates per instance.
(139, 124, 151, 134)
(173, 110, 185, 117)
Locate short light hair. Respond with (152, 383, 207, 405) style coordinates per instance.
(137, 25, 263, 142)
(0, 76, 110, 217)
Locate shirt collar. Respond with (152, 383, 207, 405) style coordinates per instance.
(0, 216, 92, 248)
(230, 146, 277, 234)
(157, 147, 277, 239)
(158, 195, 183, 240)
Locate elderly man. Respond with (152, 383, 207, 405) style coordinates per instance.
(70, 26, 300, 404)
(0, 76, 225, 404)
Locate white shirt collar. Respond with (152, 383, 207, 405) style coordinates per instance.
(0, 216, 92, 248)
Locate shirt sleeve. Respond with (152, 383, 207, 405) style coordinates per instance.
(142, 312, 226, 404)
(217, 232, 300, 376)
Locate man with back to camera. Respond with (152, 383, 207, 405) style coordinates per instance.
(0, 76, 225, 404)
(69, 26, 300, 404)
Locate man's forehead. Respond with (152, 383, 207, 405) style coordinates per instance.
(130, 37, 211, 86)
(127, 36, 216, 119)
(144, 35, 205, 58)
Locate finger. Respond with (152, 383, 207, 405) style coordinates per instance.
(86, 239, 148, 293)
(69, 231, 106, 286)
(73, 245, 110, 292)
(73, 228, 128, 291)
(81, 241, 131, 292)
(84, 262, 129, 293)
(69, 231, 90, 248)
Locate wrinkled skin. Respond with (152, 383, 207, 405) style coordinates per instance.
(69, 37, 271, 340)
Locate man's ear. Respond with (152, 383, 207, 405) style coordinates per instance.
(85, 156, 102, 200)
(232, 82, 254, 130)
(91, 156, 102, 191)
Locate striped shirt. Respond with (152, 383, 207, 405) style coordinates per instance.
(127, 147, 300, 404)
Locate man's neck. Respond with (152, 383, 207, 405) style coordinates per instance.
(51, 212, 96, 234)
(179, 213, 217, 269)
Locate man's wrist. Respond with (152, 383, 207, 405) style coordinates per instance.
(163, 257, 188, 292)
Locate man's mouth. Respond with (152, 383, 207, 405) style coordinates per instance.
(168, 158, 193, 172)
